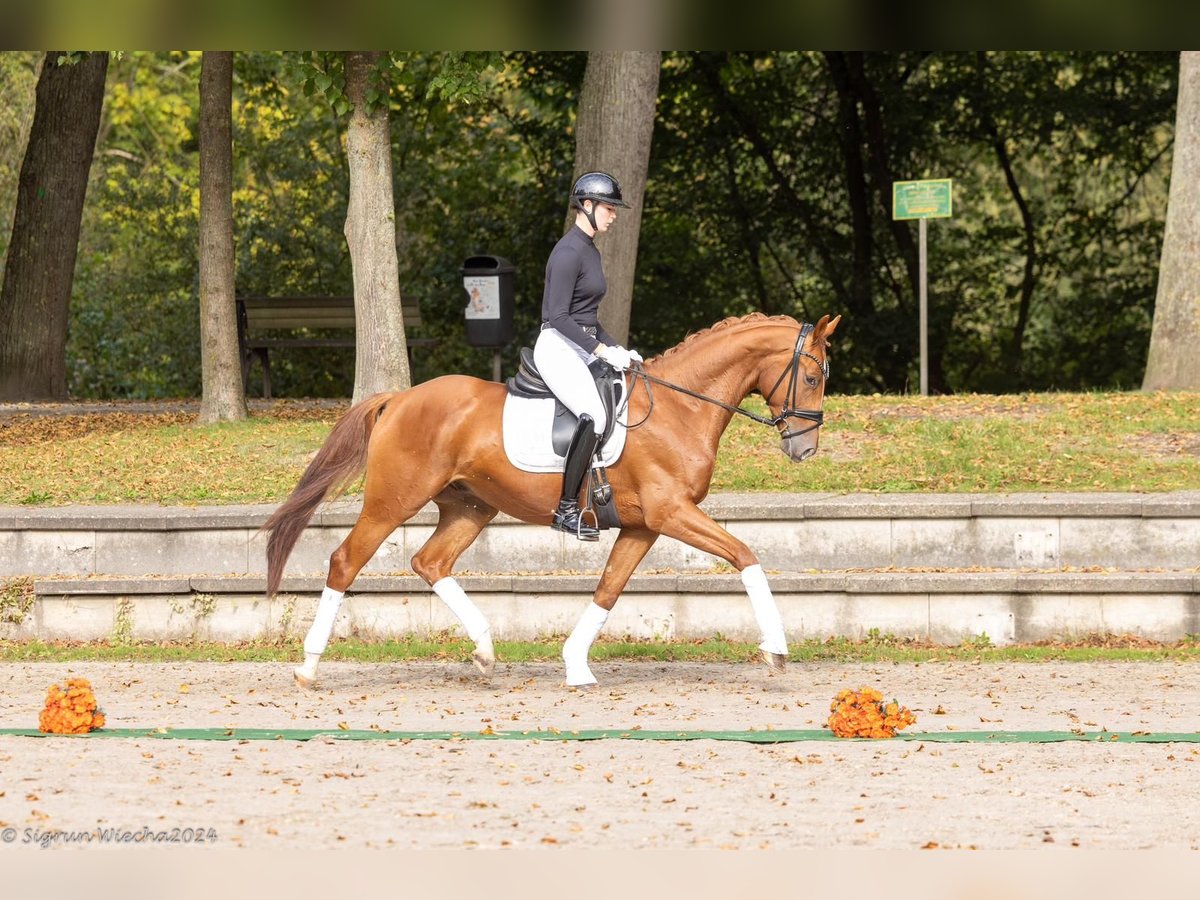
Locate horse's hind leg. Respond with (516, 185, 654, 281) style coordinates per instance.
(563, 527, 658, 687)
(294, 495, 423, 688)
(411, 487, 499, 678)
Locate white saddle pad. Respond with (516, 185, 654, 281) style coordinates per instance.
(501, 383, 629, 473)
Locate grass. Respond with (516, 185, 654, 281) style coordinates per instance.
(4, 634, 1200, 664)
(720, 391, 1200, 493)
(1, 391, 1199, 505)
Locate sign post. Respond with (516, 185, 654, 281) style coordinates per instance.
(892, 179, 952, 396)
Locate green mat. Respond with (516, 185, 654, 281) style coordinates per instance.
(1, 727, 1196, 743)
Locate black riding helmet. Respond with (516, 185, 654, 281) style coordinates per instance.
(571, 171, 630, 231)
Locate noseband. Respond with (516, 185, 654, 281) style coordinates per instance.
(623, 323, 829, 438)
(761, 322, 828, 439)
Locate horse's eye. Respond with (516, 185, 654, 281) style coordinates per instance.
(805, 374, 819, 388)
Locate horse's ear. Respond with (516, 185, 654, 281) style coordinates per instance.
(816, 314, 841, 342)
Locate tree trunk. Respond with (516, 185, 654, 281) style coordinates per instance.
(197, 51, 247, 423)
(570, 51, 661, 347)
(0, 51, 107, 401)
(824, 52, 875, 320)
(845, 53, 921, 315)
(344, 51, 409, 404)
(1144, 51, 1200, 391)
(975, 52, 1039, 381)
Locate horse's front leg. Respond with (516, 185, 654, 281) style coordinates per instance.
(563, 527, 659, 687)
(648, 502, 788, 673)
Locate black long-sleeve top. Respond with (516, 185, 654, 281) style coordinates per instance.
(540, 225, 616, 354)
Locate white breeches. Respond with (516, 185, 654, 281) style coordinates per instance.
(534, 328, 606, 436)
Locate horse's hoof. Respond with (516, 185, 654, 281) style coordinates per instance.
(293, 667, 317, 689)
(565, 668, 598, 689)
(568, 682, 597, 693)
(472, 634, 495, 679)
(472, 650, 495, 679)
(762, 650, 787, 674)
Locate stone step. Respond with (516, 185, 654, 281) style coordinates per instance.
(4, 491, 1200, 578)
(7, 569, 1199, 647)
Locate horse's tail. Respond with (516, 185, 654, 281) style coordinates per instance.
(262, 392, 394, 597)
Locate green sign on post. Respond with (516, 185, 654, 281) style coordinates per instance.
(893, 179, 953, 396)
(893, 179, 953, 220)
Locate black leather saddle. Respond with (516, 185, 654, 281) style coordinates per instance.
(506, 347, 622, 456)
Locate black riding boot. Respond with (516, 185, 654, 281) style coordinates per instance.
(552, 414, 600, 541)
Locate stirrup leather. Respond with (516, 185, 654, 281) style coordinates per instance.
(590, 458, 612, 506)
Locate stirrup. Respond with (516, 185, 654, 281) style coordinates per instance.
(552, 501, 599, 541)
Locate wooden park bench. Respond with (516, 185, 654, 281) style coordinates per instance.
(236, 295, 437, 398)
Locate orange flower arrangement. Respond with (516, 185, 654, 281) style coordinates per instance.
(38, 677, 106, 734)
(827, 686, 916, 739)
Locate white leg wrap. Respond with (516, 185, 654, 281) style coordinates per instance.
(562, 602, 609, 686)
(741, 564, 788, 656)
(433, 577, 490, 643)
(303, 585, 345, 656)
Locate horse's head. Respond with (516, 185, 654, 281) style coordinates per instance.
(756, 314, 842, 462)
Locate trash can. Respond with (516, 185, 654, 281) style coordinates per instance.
(462, 255, 515, 348)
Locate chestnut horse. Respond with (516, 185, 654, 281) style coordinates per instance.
(264, 312, 841, 688)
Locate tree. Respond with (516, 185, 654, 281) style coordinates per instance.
(570, 51, 661, 347)
(11, 51, 1174, 399)
(0, 51, 108, 400)
(197, 51, 247, 422)
(66, 52, 206, 399)
(648, 51, 1174, 393)
(343, 51, 410, 402)
(1144, 51, 1200, 391)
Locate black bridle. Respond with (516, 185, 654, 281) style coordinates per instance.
(621, 323, 829, 438)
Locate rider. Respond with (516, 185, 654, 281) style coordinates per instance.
(535, 170, 642, 541)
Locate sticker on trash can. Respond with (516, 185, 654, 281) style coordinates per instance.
(464, 276, 500, 319)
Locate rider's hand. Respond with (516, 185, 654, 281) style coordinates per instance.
(596, 345, 632, 370)
(628, 349, 644, 364)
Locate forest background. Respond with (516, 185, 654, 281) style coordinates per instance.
(0, 51, 1182, 399)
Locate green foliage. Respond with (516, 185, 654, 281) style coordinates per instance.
(286, 51, 502, 120)
(422, 51, 505, 104)
(1, 392, 1197, 505)
(4, 634, 1200, 664)
(644, 51, 1176, 393)
(58, 50, 581, 397)
(288, 52, 351, 116)
(70, 51, 203, 398)
(0, 52, 41, 267)
(2, 50, 1175, 399)
(386, 51, 584, 385)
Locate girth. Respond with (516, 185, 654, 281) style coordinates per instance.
(506, 347, 620, 456)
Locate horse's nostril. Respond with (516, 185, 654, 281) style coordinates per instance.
(799, 447, 816, 461)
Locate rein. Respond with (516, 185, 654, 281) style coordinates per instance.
(621, 323, 828, 438)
